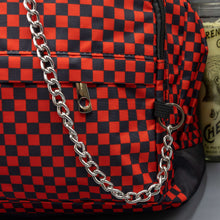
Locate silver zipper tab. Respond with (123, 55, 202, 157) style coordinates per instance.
(75, 83, 92, 114)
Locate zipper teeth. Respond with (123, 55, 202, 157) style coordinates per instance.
(153, 0, 165, 60)
(158, 0, 165, 60)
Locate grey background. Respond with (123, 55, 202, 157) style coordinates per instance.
(1, 0, 220, 219)
(190, 0, 220, 3)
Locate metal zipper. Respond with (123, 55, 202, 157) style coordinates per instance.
(153, 0, 165, 59)
(75, 83, 92, 114)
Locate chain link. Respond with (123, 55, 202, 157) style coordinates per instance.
(23, 0, 184, 204)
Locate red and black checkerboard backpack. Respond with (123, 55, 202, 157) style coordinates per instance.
(0, 0, 208, 214)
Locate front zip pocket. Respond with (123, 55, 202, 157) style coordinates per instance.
(75, 0, 166, 113)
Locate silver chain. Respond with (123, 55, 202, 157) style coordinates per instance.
(23, 0, 183, 204)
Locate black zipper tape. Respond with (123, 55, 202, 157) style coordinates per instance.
(153, 0, 165, 60)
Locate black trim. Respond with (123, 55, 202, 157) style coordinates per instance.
(154, 100, 173, 118)
(173, 143, 206, 200)
(153, 0, 165, 59)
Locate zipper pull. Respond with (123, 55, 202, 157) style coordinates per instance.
(75, 83, 92, 114)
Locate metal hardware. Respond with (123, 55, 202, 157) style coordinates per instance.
(23, 0, 185, 204)
(76, 83, 92, 114)
(158, 103, 185, 131)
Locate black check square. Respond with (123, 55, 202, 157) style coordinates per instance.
(4, 123, 15, 134)
(92, 41, 103, 53)
(0, 39, 7, 51)
(56, 28, 68, 39)
(0, 15, 6, 27)
(7, 3, 19, 14)
(80, 5, 92, 17)
(68, 16, 80, 28)
(80, 29, 92, 41)
(56, 4, 68, 15)
(92, 17, 103, 29)
(68, 40, 80, 52)
(8, 69, 20, 81)
(103, 30, 113, 42)
(92, 0, 103, 6)
(104, 6, 114, 18)
(44, 15, 56, 27)
(114, 19, 124, 32)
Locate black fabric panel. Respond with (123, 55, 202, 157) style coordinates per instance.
(173, 143, 206, 199)
(154, 100, 173, 118)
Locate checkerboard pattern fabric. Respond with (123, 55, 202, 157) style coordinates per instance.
(0, 0, 207, 214)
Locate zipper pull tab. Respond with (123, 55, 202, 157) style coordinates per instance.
(75, 83, 92, 114)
